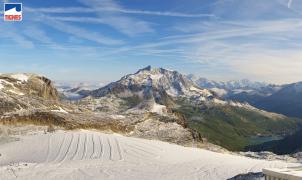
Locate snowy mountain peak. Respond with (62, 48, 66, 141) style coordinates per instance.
(130, 66, 176, 79)
(86, 67, 284, 118)
(91, 66, 212, 99)
(85, 67, 221, 115)
(136, 65, 152, 73)
(187, 74, 269, 90)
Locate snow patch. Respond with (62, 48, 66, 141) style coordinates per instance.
(211, 88, 227, 97)
(151, 103, 167, 115)
(166, 87, 180, 97)
(0, 79, 14, 88)
(51, 106, 68, 113)
(110, 115, 126, 119)
(11, 74, 29, 83)
(190, 86, 212, 97)
(8, 89, 24, 96)
(0, 82, 3, 90)
(150, 74, 163, 81)
(229, 101, 244, 107)
(213, 98, 227, 105)
(232, 89, 254, 94)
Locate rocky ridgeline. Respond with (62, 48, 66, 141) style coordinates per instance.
(0, 73, 59, 100)
(0, 72, 201, 147)
(0, 73, 60, 115)
(86, 66, 218, 115)
(0, 68, 299, 152)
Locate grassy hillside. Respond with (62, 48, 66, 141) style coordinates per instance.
(173, 103, 302, 151)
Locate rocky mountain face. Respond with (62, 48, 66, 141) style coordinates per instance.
(80, 67, 301, 151)
(0, 73, 60, 115)
(1, 69, 301, 152)
(77, 66, 215, 145)
(86, 66, 267, 115)
(0, 72, 198, 147)
(88, 66, 216, 114)
(0, 73, 59, 100)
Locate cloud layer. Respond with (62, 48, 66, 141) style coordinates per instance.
(1, 0, 302, 83)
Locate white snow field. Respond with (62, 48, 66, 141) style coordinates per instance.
(0, 130, 299, 180)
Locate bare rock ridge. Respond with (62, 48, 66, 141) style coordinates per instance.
(0, 73, 59, 100)
(90, 65, 199, 98)
(1, 68, 301, 151)
(0, 73, 60, 115)
(87, 66, 215, 115)
(86, 66, 284, 119)
(0, 71, 200, 147)
(78, 66, 301, 151)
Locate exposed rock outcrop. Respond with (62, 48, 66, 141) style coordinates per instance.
(0, 73, 59, 100)
(0, 73, 60, 115)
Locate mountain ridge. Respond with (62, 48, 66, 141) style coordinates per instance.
(79, 66, 302, 150)
(1, 69, 301, 151)
(188, 74, 302, 119)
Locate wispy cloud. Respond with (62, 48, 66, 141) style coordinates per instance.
(150, 19, 302, 48)
(86, 17, 302, 83)
(0, 21, 35, 48)
(35, 15, 124, 45)
(230, 50, 302, 84)
(99, 19, 301, 57)
(3, 32, 35, 48)
(2, 0, 302, 83)
(22, 26, 54, 44)
(288, 0, 293, 8)
(25, 7, 214, 18)
(77, 0, 153, 36)
(24, 0, 155, 36)
(23, 0, 215, 37)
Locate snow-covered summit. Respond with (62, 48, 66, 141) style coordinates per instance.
(187, 74, 282, 98)
(187, 74, 268, 91)
(90, 66, 213, 100)
(70, 67, 284, 120)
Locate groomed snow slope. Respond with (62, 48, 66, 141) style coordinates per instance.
(0, 130, 298, 180)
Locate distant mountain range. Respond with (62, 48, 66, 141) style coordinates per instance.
(187, 74, 269, 91)
(58, 74, 302, 121)
(188, 75, 302, 119)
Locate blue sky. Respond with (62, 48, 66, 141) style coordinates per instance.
(1, 0, 302, 84)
